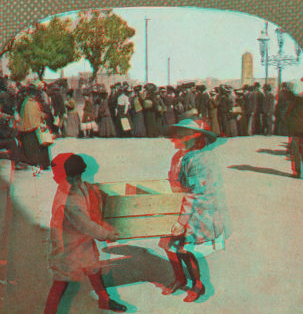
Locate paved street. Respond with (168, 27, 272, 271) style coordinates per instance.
(1, 135, 303, 314)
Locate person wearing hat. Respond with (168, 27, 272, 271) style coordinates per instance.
(45, 154, 127, 313)
(18, 84, 52, 171)
(262, 84, 275, 135)
(156, 87, 168, 136)
(251, 82, 265, 135)
(62, 89, 80, 138)
(274, 82, 292, 136)
(173, 86, 185, 123)
(207, 88, 221, 135)
(96, 86, 117, 137)
(142, 84, 159, 137)
(46, 83, 67, 137)
(107, 84, 119, 135)
(195, 85, 209, 120)
(216, 85, 235, 136)
(236, 84, 251, 136)
(160, 118, 229, 302)
(116, 82, 132, 137)
(180, 82, 196, 113)
(216, 85, 227, 135)
(129, 85, 146, 137)
(163, 86, 177, 126)
(244, 85, 256, 136)
(81, 91, 96, 138)
(226, 88, 240, 137)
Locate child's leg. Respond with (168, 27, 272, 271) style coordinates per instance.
(44, 280, 68, 314)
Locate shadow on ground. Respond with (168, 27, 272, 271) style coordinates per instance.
(3, 195, 214, 313)
(102, 244, 214, 304)
(257, 149, 287, 156)
(228, 165, 294, 178)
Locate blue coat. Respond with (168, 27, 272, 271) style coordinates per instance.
(177, 144, 227, 244)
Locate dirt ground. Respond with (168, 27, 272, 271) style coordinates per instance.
(1, 135, 303, 314)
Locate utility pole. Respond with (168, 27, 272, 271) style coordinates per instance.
(145, 17, 151, 84)
(168, 57, 171, 85)
(265, 22, 269, 85)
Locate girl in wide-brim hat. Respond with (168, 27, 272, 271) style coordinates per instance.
(168, 118, 217, 146)
(160, 118, 228, 302)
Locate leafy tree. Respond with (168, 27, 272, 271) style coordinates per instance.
(73, 10, 135, 82)
(103, 13, 135, 75)
(7, 36, 31, 82)
(8, 17, 79, 81)
(0, 38, 15, 58)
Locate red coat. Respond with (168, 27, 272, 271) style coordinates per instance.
(49, 181, 114, 281)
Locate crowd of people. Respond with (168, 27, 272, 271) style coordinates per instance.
(78, 80, 292, 139)
(0, 74, 301, 172)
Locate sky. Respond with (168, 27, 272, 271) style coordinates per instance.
(26, 7, 303, 85)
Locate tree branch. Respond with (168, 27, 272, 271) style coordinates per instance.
(0, 38, 16, 58)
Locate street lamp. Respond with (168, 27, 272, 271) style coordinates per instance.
(257, 23, 302, 92)
(257, 24, 270, 84)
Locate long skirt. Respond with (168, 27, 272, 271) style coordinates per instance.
(164, 108, 176, 126)
(20, 130, 51, 167)
(209, 109, 220, 136)
(62, 112, 80, 138)
(98, 116, 117, 137)
(144, 110, 159, 138)
(228, 118, 238, 137)
(132, 111, 147, 137)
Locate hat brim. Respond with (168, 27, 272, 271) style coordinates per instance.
(168, 124, 217, 144)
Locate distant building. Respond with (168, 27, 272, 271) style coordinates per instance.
(241, 52, 253, 86)
(75, 71, 140, 92)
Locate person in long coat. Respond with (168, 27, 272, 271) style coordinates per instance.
(173, 86, 185, 123)
(236, 85, 250, 136)
(195, 85, 210, 120)
(47, 84, 66, 137)
(18, 85, 51, 170)
(225, 87, 238, 137)
(143, 84, 159, 137)
(160, 119, 229, 302)
(130, 85, 146, 137)
(96, 88, 117, 137)
(62, 89, 80, 138)
(216, 85, 228, 135)
(275, 82, 292, 136)
(208, 89, 221, 136)
(180, 83, 196, 114)
(116, 83, 132, 137)
(252, 82, 265, 135)
(246, 85, 256, 136)
(81, 93, 95, 138)
(44, 154, 127, 313)
(156, 87, 168, 136)
(163, 86, 177, 126)
(262, 84, 275, 135)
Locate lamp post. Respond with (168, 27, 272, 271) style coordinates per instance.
(257, 22, 270, 84)
(257, 23, 301, 92)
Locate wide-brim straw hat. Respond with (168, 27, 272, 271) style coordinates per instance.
(134, 85, 142, 92)
(169, 118, 217, 144)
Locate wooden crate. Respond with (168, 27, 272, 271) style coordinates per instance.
(97, 180, 184, 239)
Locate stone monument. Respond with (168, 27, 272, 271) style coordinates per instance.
(241, 52, 253, 86)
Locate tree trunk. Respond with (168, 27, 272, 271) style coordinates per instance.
(37, 67, 45, 81)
